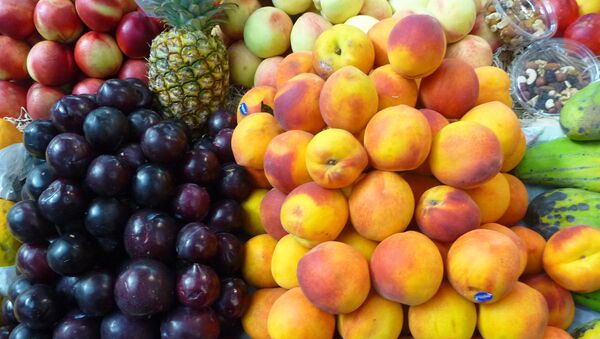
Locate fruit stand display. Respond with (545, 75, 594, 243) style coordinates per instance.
(0, 0, 600, 338)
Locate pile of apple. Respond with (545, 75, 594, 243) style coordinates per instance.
(0, 0, 163, 121)
(227, 6, 600, 339)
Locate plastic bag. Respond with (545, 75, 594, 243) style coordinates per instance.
(0, 266, 17, 297)
(0, 143, 37, 201)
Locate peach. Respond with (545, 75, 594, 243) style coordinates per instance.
(368, 17, 401, 67)
(368, 64, 418, 110)
(267, 287, 335, 339)
(447, 229, 521, 303)
(335, 225, 378, 260)
(259, 188, 289, 240)
(501, 130, 526, 172)
(474, 66, 513, 106)
(349, 170, 414, 241)
(254, 56, 284, 87)
(461, 101, 521, 163)
(319, 65, 378, 134)
(429, 121, 503, 189)
(263, 130, 313, 194)
(26, 83, 64, 120)
(312, 24, 375, 79)
(363, 105, 432, 171)
(522, 273, 575, 330)
(370, 231, 444, 305)
(464, 173, 510, 224)
(27, 40, 76, 86)
(432, 240, 451, 266)
(427, 0, 477, 43)
(242, 188, 268, 236)
(228, 40, 263, 88)
(542, 326, 573, 339)
(478, 282, 549, 339)
(273, 73, 325, 134)
(402, 172, 442, 203)
(231, 112, 283, 169)
(317, 0, 365, 24)
(480, 223, 528, 275)
(419, 58, 479, 119)
(244, 166, 272, 190)
(242, 288, 287, 339)
(543, 225, 600, 293)
(305, 128, 368, 189)
(414, 108, 450, 175)
(236, 85, 277, 122)
(496, 174, 529, 226)
(280, 182, 348, 245)
(416, 185, 481, 243)
(271, 234, 309, 289)
(338, 292, 404, 338)
(408, 281, 478, 339)
(387, 14, 447, 79)
(360, 0, 393, 19)
(511, 226, 546, 276)
(272, 0, 312, 15)
(445, 35, 493, 68)
(0, 36, 30, 81)
(470, 13, 503, 51)
(242, 234, 278, 288)
(290, 12, 332, 52)
(275, 51, 314, 89)
(243, 7, 292, 58)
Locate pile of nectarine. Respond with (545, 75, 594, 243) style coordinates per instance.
(232, 11, 598, 339)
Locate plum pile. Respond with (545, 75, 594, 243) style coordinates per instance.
(3, 78, 250, 339)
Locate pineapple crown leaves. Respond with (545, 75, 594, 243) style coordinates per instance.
(145, 0, 237, 32)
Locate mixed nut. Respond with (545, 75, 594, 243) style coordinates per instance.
(484, 0, 553, 48)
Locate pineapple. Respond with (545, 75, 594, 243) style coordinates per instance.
(146, 0, 233, 131)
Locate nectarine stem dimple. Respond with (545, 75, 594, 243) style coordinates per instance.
(334, 47, 341, 55)
(327, 159, 337, 165)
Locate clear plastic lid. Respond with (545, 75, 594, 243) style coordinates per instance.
(511, 38, 600, 116)
(484, 0, 558, 48)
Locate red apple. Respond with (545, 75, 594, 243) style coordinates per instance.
(26, 83, 64, 120)
(118, 59, 149, 84)
(34, 0, 84, 43)
(27, 41, 76, 86)
(0, 0, 37, 39)
(75, 31, 124, 78)
(0, 81, 28, 119)
(117, 0, 138, 13)
(548, 0, 580, 36)
(0, 36, 31, 81)
(116, 11, 162, 59)
(72, 78, 104, 95)
(75, 0, 124, 32)
(564, 13, 600, 55)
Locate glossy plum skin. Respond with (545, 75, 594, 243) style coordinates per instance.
(46, 233, 97, 276)
(207, 110, 236, 138)
(13, 284, 62, 329)
(212, 128, 234, 164)
(23, 120, 59, 159)
(1, 299, 18, 325)
(176, 263, 220, 309)
(37, 179, 87, 225)
(207, 199, 244, 232)
(213, 233, 243, 277)
(132, 164, 174, 209)
(50, 95, 97, 134)
(6, 200, 55, 243)
(52, 309, 100, 339)
(8, 277, 34, 302)
(74, 270, 116, 317)
(141, 122, 189, 164)
(128, 109, 161, 141)
(6, 323, 52, 339)
(172, 184, 211, 222)
(21, 163, 57, 201)
(100, 311, 158, 339)
(218, 164, 252, 202)
(214, 278, 248, 319)
(84, 197, 129, 238)
(181, 149, 221, 187)
(84, 155, 131, 197)
(117, 143, 147, 169)
(123, 210, 178, 261)
(83, 107, 129, 152)
(96, 79, 139, 113)
(159, 306, 220, 339)
(54, 276, 80, 307)
(16, 243, 57, 283)
(175, 223, 218, 264)
(45, 133, 94, 179)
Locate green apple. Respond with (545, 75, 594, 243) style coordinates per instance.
(273, 0, 313, 15)
(290, 12, 332, 52)
(315, 0, 365, 24)
(359, 0, 393, 19)
(244, 6, 293, 58)
(222, 0, 261, 41)
(228, 41, 262, 88)
(389, 0, 429, 13)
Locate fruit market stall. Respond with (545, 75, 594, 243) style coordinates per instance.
(0, 0, 600, 338)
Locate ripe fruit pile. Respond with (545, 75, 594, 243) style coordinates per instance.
(2, 78, 251, 338)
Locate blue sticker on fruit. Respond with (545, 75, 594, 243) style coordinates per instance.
(240, 102, 248, 116)
(474, 292, 493, 303)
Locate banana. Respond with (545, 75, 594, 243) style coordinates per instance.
(571, 318, 600, 339)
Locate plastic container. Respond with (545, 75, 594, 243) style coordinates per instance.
(484, 0, 558, 49)
(511, 38, 600, 116)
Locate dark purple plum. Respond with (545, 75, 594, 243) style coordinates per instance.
(113, 258, 174, 317)
(52, 310, 100, 339)
(6, 200, 55, 243)
(85, 198, 129, 238)
(207, 199, 243, 232)
(55, 276, 80, 307)
(218, 164, 252, 201)
(85, 155, 131, 197)
(100, 311, 158, 339)
(181, 149, 220, 187)
(212, 128, 234, 164)
(1, 299, 17, 325)
(23, 120, 59, 159)
(128, 109, 161, 140)
(37, 179, 87, 225)
(132, 164, 174, 209)
(124, 78, 153, 109)
(45, 133, 94, 179)
(46, 233, 97, 276)
(96, 79, 138, 113)
(213, 233, 243, 276)
(21, 163, 57, 201)
(14, 284, 62, 329)
(15, 243, 57, 283)
(83, 107, 129, 152)
(94, 236, 125, 259)
(176, 223, 218, 264)
(74, 271, 115, 316)
(192, 135, 215, 152)
(7, 324, 51, 339)
(0, 326, 12, 339)
(172, 184, 210, 222)
(50, 95, 97, 134)
(176, 263, 220, 309)
(124, 210, 177, 261)
(117, 143, 147, 169)
(207, 109, 236, 137)
(164, 119, 192, 143)
(214, 278, 248, 319)
(140, 122, 188, 164)
(159, 306, 220, 339)
(8, 277, 33, 302)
